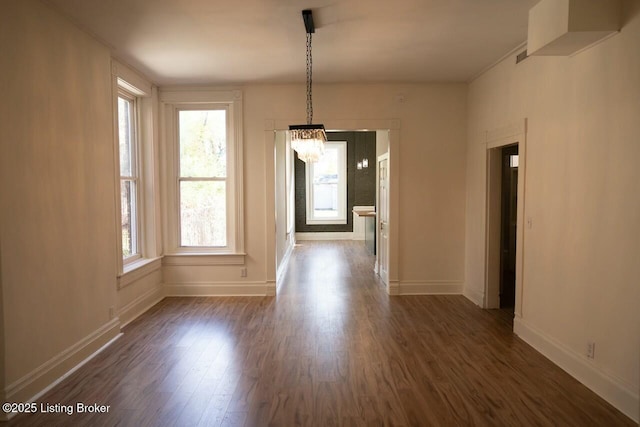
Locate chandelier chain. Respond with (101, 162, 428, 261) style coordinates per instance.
(306, 32, 313, 125)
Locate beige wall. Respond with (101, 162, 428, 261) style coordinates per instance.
(0, 0, 122, 402)
(246, 84, 468, 292)
(117, 269, 163, 327)
(376, 129, 390, 156)
(465, 0, 639, 420)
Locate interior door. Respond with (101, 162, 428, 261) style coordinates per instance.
(377, 154, 389, 284)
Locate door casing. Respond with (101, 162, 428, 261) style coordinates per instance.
(484, 119, 527, 321)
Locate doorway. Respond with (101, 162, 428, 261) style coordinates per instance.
(269, 124, 396, 295)
(485, 138, 525, 322)
(499, 145, 518, 311)
(484, 119, 527, 326)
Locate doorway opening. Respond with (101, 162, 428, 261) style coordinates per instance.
(485, 141, 523, 324)
(272, 128, 392, 293)
(499, 145, 518, 311)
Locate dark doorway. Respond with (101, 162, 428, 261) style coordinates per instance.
(500, 144, 518, 310)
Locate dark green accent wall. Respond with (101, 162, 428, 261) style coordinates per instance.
(295, 131, 376, 232)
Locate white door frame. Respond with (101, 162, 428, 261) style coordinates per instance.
(376, 152, 390, 286)
(484, 119, 527, 321)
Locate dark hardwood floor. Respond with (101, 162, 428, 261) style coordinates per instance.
(8, 241, 634, 426)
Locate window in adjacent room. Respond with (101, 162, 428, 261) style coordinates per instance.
(305, 141, 347, 225)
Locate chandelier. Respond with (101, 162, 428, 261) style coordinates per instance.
(290, 9, 326, 163)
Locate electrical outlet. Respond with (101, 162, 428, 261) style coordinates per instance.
(586, 341, 596, 359)
(109, 306, 115, 320)
(240, 267, 247, 278)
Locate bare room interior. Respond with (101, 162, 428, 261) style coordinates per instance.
(1, 0, 638, 425)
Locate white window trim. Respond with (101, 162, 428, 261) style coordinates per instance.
(118, 89, 142, 265)
(176, 105, 231, 250)
(305, 141, 348, 225)
(160, 89, 244, 257)
(112, 59, 162, 286)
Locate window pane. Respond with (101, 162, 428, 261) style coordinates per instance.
(179, 110, 226, 178)
(118, 97, 134, 176)
(121, 180, 137, 257)
(180, 181, 226, 247)
(312, 147, 339, 218)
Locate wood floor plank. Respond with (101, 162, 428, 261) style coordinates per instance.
(7, 241, 634, 426)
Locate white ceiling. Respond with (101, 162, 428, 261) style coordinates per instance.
(45, 0, 538, 85)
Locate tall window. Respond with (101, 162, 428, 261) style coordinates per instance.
(178, 109, 227, 247)
(305, 141, 347, 225)
(117, 92, 140, 261)
(161, 90, 243, 256)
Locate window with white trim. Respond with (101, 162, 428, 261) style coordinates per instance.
(305, 141, 347, 225)
(161, 90, 244, 256)
(112, 60, 162, 284)
(178, 108, 228, 247)
(117, 90, 141, 262)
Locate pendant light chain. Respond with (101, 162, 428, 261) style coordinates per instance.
(306, 32, 313, 125)
(289, 10, 326, 164)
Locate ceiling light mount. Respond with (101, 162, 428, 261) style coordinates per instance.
(302, 9, 315, 34)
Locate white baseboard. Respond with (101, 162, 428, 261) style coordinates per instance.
(295, 232, 354, 241)
(276, 238, 295, 284)
(265, 281, 276, 296)
(398, 281, 463, 295)
(3, 318, 121, 418)
(514, 316, 639, 423)
(118, 285, 165, 328)
(463, 286, 484, 307)
(387, 280, 400, 295)
(351, 225, 365, 241)
(165, 281, 272, 296)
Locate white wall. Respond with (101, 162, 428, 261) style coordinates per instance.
(0, 0, 122, 405)
(465, 0, 640, 420)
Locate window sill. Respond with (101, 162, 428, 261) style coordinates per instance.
(162, 253, 246, 266)
(118, 257, 163, 289)
(305, 220, 348, 226)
